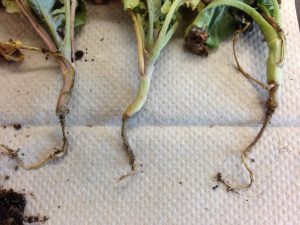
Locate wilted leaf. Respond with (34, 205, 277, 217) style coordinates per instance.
(0, 40, 24, 62)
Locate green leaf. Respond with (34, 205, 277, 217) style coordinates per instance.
(75, 0, 87, 28)
(122, 0, 140, 10)
(194, 6, 238, 48)
(256, 0, 275, 16)
(186, 0, 200, 10)
(185, 0, 280, 56)
(1, 0, 20, 13)
(161, 0, 172, 14)
(27, 0, 65, 46)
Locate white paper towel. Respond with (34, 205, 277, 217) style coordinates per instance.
(0, 1, 299, 225)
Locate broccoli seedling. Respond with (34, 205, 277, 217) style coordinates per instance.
(1, 0, 87, 169)
(119, 0, 200, 179)
(186, 0, 284, 191)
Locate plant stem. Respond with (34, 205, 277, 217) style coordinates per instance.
(14, 0, 75, 169)
(61, 0, 72, 61)
(43, 12, 63, 47)
(70, 0, 77, 64)
(146, 0, 154, 48)
(202, 0, 284, 191)
(124, 65, 154, 117)
(272, 0, 280, 23)
(130, 11, 145, 75)
(151, 0, 183, 56)
(15, 0, 57, 52)
(120, 0, 188, 176)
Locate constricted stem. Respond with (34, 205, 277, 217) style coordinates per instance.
(121, 116, 136, 171)
(119, 70, 152, 180)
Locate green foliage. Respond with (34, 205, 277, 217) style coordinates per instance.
(2, 0, 20, 13)
(187, 0, 280, 49)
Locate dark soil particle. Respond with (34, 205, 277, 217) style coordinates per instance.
(13, 124, 22, 131)
(75, 50, 84, 61)
(4, 176, 9, 180)
(0, 189, 48, 225)
(212, 185, 219, 190)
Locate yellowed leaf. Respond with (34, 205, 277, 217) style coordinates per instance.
(0, 40, 24, 62)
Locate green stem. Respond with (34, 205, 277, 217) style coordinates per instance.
(124, 0, 184, 117)
(257, 3, 271, 16)
(202, 0, 283, 103)
(146, 0, 154, 48)
(60, 0, 72, 61)
(271, 0, 280, 23)
(123, 63, 154, 117)
(42, 13, 62, 47)
(160, 21, 180, 51)
(137, 13, 145, 46)
(151, 0, 183, 59)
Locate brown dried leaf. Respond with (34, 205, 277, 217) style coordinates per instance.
(0, 40, 24, 62)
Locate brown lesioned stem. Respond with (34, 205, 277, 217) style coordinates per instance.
(0, 41, 73, 169)
(217, 83, 277, 191)
(117, 12, 146, 181)
(118, 116, 137, 181)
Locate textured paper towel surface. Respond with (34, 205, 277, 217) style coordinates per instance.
(0, 1, 299, 225)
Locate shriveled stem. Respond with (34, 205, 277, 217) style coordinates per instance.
(218, 104, 273, 191)
(232, 25, 269, 90)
